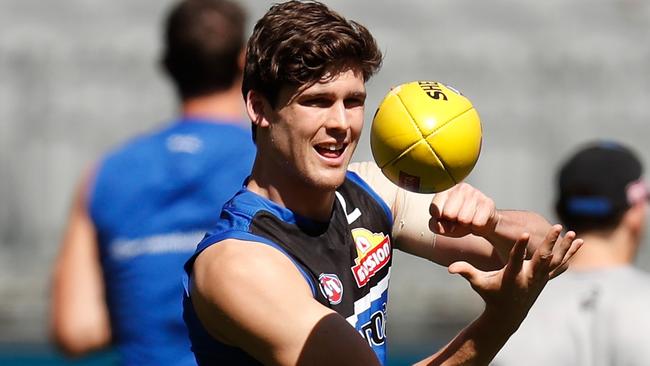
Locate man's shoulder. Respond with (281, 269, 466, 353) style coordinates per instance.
(97, 125, 171, 165)
(601, 266, 650, 297)
(99, 119, 247, 159)
(93, 121, 253, 182)
(343, 162, 395, 223)
(192, 237, 310, 293)
(195, 238, 267, 269)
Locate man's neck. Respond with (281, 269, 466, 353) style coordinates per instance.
(569, 230, 637, 271)
(180, 86, 245, 124)
(247, 160, 337, 222)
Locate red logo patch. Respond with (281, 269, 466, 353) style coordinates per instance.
(399, 171, 421, 192)
(318, 273, 343, 305)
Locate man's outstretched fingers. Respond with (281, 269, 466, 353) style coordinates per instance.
(531, 225, 562, 277)
(532, 225, 562, 262)
(557, 238, 584, 271)
(549, 262, 570, 279)
(503, 233, 529, 281)
(549, 231, 576, 269)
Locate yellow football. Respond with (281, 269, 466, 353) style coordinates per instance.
(370, 81, 482, 193)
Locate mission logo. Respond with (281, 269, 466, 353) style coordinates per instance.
(350, 228, 391, 287)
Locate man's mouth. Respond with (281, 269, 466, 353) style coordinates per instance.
(314, 142, 346, 159)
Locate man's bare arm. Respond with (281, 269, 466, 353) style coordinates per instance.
(349, 161, 509, 270)
(50, 171, 111, 356)
(429, 183, 553, 266)
(191, 239, 380, 366)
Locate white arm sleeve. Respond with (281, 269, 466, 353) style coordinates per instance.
(348, 161, 436, 259)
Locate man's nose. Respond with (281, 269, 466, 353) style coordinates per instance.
(325, 101, 349, 130)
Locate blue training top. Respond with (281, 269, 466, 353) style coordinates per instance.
(183, 172, 394, 365)
(88, 117, 256, 365)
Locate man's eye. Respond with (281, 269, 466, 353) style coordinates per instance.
(344, 98, 365, 108)
(302, 98, 331, 107)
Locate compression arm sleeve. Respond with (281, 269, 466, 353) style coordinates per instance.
(347, 161, 437, 258)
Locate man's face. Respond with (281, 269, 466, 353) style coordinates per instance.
(260, 68, 366, 191)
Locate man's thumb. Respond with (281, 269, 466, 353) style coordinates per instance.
(448, 261, 478, 282)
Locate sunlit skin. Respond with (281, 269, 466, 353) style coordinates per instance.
(246, 68, 367, 220)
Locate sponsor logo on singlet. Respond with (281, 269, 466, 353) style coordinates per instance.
(360, 305, 387, 346)
(350, 228, 391, 287)
(345, 273, 390, 355)
(318, 273, 343, 305)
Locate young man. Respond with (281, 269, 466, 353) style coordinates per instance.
(494, 141, 650, 366)
(50, 1, 255, 364)
(183, 1, 582, 365)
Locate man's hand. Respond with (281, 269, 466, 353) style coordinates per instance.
(429, 182, 560, 264)
(448, 225, 583, 323)
(412, 225, 582, 366)
(429, 182, 499, 238)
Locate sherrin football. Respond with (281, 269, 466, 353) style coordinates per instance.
(370, 81, 482, 193)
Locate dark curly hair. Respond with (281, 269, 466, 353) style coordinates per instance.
(242, 0, 383, 107)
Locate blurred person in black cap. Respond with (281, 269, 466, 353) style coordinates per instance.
(494, 141, 650, 366)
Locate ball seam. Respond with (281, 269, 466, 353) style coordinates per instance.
(390, 93, 459, 185)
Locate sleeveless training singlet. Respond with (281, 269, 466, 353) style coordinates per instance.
(89, 117, 255, 365)
(183, 172, 394, 365)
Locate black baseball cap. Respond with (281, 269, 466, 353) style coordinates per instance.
(556, 141, 648, 225)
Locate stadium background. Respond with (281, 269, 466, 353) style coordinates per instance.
(1, 0, 649, 364)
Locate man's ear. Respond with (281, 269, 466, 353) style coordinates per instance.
(246, 90, 271, 129)
(625, 201, 647, 237)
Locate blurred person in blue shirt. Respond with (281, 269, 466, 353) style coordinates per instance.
(49, 1, 255, 364)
